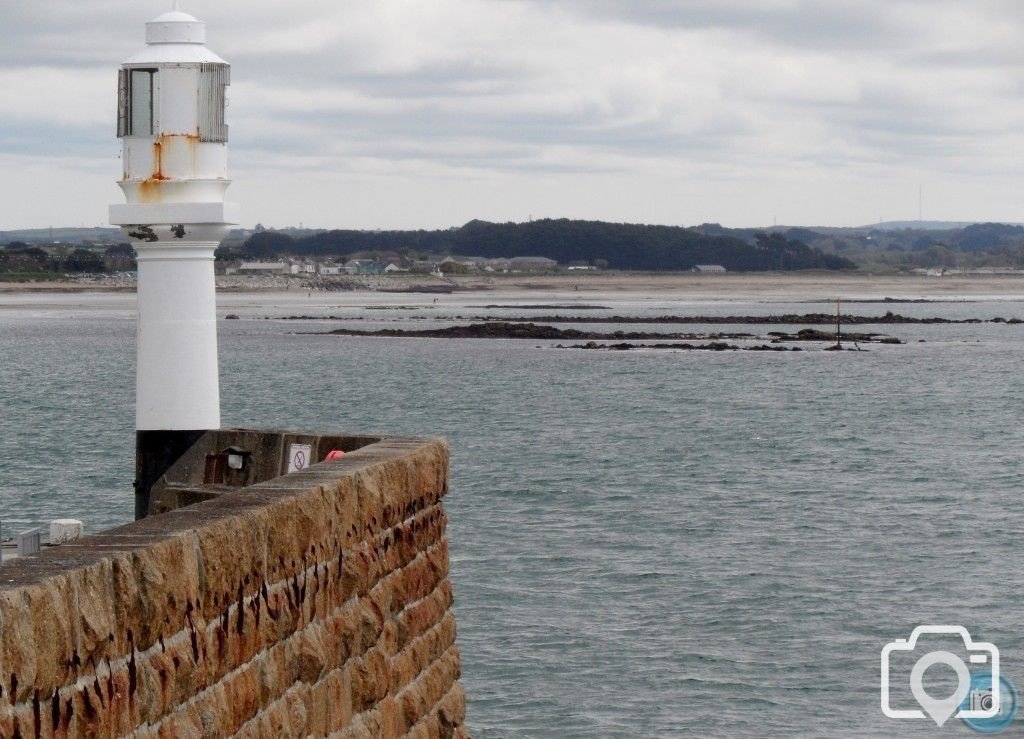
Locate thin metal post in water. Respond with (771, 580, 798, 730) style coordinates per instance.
(836, 298, 842, 348)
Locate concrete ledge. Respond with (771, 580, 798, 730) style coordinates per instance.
(109, 201, 240, 226)
(0, 431, 466, 738)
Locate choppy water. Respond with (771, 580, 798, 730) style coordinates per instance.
(2, 289, 1024, 737)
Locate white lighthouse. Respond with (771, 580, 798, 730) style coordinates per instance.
(110, 7, 237, 435)
(110, 7, 237, 518)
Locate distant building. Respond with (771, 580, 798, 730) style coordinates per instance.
(508, 256, 557, 272)
(343, 259, 387, 275)
(287, 260, 315, 275)
(238, 261, 286, 274)
(410, 261, 439, 274)
(318, 262, 342, 275)
(567, 265, 596, 271)
(383, 263, 405, 273)
(462, 257, 511, 273)
(692, 264, 726, 273)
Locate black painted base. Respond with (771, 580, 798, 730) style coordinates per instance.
(135, 430, 207, 520)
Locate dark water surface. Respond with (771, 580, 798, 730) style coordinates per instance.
(2, 290, 1023, 736)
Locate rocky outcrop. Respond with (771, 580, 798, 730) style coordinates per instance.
(767, 328, 903, 344)
(435, 312, 1020, 325)
(316, 322, 902, 348)
(318, 322, 754, 341)
(559, 342, 803, 351)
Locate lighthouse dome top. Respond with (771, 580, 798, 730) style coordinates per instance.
(146, 10, 205, 44)
(123, 8, 227, 65)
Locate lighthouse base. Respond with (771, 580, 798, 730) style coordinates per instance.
(135, 429, 207, 519)
(133, 428, 392, 518)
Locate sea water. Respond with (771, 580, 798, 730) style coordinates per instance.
(2, 290, 1023, 737)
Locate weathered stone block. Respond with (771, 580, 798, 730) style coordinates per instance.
(231, 714, 264, 739)
(354, 471, 387, 541)
(324, 665, 353, 731)
(377, 694, 406, 738)
(284, 684, 310, 735)
(70, 559, 117, 667)
(407, 712, 441, 739)
(220, 659, 262, 733)
(263, 494, 333, 585)
(437, 682, 467, 734)
(396, 580, 452, 653)
(10, 578, 76, 701)
(195, 682, 231, 738)
(0, 588, 39, 704)
(356, 597, 386, 657)
(303, 677, 331, 736)
(262, 694, 294, 737)
(111, 537, 201, 656)
(195, 512, 267, 623)
(341, 545, 372, 599)
(411, 645, 461, 719)
(256, 641, 286, 709)
(321, 476, 360, 548)
(350, 647, 389, 714)
(294, 620, 329, 684)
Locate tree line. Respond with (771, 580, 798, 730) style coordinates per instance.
(0, 243, 135, 275)
(241, 219, 856, 271)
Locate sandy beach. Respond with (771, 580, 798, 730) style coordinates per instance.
(6, 271, 1024, 303)
(450, 272, 1024, 300)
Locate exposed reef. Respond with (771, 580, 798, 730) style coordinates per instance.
(309, 321, 902, 346)
(480, 304, 610, 310)
(453, 312, 1019, 325)
(273, 311, 1020, 324)
(767, 328, 902, 344)
(312, 322, 756, 341)
(558, 341, 804, 352)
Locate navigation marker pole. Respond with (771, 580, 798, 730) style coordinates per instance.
(836, 298, 842, 348)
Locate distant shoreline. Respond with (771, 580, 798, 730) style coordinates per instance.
(6, 271, 1024, 300)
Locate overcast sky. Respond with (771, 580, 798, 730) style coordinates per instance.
(3, 0, 1024, 230)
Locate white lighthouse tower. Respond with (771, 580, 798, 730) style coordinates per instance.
(110, 7, 237, 517)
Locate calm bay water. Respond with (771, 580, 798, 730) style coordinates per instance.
(2, 288, 1024, 736)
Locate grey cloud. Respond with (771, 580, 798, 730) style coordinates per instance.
(514, 0, 911, 49)
(2, 0, 1024, 229)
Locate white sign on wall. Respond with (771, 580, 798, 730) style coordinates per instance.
(287, 443, 312, 473)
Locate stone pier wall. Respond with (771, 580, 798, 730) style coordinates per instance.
(0, 436, 467, 738)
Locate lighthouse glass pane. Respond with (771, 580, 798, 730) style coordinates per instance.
(198, 63, 229, 142)
(116, 69, 129, 137)
(130, 70, 154, 136)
